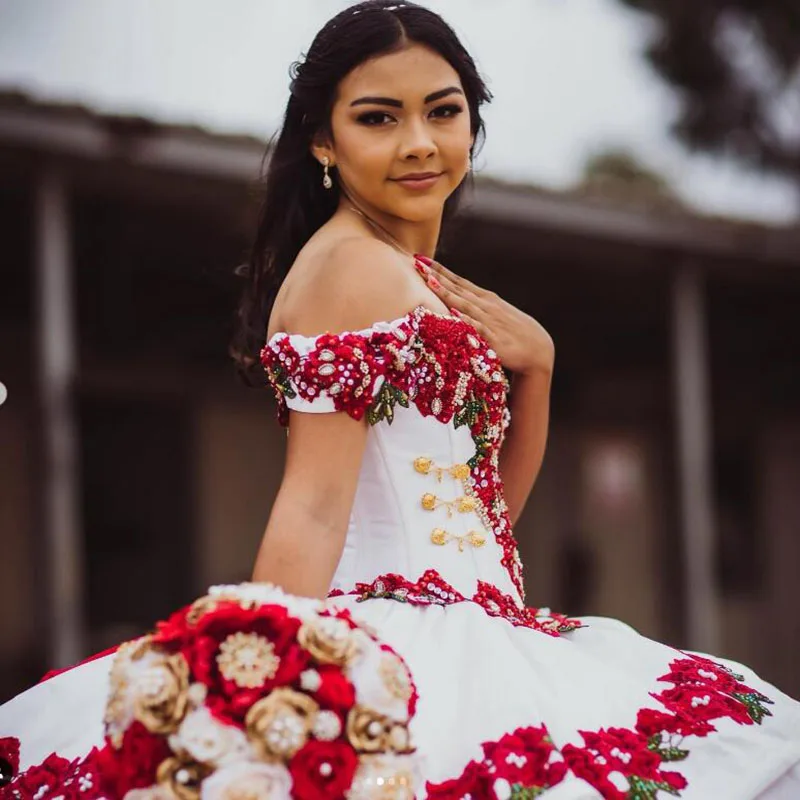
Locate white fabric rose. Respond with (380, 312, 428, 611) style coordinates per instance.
(168, 707, 253, 768)
(346, 632, 411, 723)
(200, 761, 293, 800)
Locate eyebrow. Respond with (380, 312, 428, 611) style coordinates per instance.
(350, 86, 464, 108)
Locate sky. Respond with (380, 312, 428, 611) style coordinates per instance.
(0, 0, 797, 224)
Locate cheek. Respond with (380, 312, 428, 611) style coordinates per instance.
(337, 133, 394, 187)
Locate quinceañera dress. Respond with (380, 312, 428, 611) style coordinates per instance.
(2, 303, 800, 799)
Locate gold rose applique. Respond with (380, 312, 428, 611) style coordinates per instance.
(216, 631, 280, 689)
(246, 687, 319, 760)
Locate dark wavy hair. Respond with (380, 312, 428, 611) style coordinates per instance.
(231, 0, 492, 384)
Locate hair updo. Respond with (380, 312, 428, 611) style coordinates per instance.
(231, 0, 492, 384)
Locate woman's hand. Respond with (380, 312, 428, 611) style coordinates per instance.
(415, 255, 554, 377)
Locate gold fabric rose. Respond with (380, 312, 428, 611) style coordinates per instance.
(378, 654, 413, 706)
(346, 705, 405, 754)
(133, 649, 191, 735)
(156, 757, 210, 800)
(245, 687, 319, 761)
(297, 616, 359, 666)
(105, 637, 152, 747)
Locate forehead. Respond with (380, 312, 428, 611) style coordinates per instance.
(336, 43, 463, 102)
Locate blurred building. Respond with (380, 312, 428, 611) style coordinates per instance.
(1, 89, 799, 702)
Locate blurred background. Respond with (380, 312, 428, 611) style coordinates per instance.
(0, 0, 799, 703)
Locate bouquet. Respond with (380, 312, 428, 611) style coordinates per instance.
(0, 583, 420, 799)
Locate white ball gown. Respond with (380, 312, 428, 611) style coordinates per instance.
(2, 303, 799, 799)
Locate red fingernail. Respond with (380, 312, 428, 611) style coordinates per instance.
(415, 254, 433, 266)
(427, 276, 441, 289)
(449, 307, 462, 317)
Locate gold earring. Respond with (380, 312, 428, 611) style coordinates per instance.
(322, 156, 333, 189)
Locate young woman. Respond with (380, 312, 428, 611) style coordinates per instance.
(2, 2, 799, 797)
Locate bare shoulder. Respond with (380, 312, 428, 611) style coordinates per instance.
(277, 236, 420, 338)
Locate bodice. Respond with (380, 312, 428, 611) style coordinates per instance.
(260, 304, 525, 606)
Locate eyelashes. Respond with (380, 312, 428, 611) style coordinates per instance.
(356, 104, 464, 126)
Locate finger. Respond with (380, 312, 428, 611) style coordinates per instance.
(420, 260, 483, 304)
(417, 256, 488, 298)
(425, 274, 482, 321)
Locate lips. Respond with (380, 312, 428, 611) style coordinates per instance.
(394, 172, 441, 181)
(392, 172, 443, 189)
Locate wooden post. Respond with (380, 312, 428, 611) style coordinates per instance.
(671, 264, 721, 653)
(36, 165, 85, 667)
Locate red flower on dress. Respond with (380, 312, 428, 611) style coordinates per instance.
(483, 725, 568, 789)
(579, 727, 662, 779)
(289, 740, 359, 800)
(185, 600, 309, 724)
(95, 721, 171, 795)
(657, 657, 742, 694)
(313, 666, 356, 713)
(0, 737, 19, 782)
(427, 725, 567, 799)
(635, 707, 714, 739)
(426, 759, 488, 799)
(561, 743, 626, 800)
(654, 683, 754, 727)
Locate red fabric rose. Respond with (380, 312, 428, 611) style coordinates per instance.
(426, 759, 488, 799)
(96, 721, 170, 794)
(314, 667, 356, 712)
(289, 740, 358, 800)
(7, 752, 72, 797)
(482, 726, 566, 789)
(184, 601, 309, 724)
(0, 736, 20, 779)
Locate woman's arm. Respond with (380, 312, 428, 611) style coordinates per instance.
(498, 366, 553, 527)
(252, 411, 369, 598)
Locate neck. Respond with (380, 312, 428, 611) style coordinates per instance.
(337, 194, 441, 259)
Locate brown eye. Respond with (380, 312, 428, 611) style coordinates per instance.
(357, 111, 395, 126)
(430, 104, 463, 119)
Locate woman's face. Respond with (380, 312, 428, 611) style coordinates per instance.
(317, 43, 474, 224)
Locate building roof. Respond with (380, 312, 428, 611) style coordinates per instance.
(1, 87, 798, 265)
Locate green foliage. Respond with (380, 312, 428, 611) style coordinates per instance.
(616, 1, 800, 182)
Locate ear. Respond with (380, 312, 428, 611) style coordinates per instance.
(310, 133, 334, 167)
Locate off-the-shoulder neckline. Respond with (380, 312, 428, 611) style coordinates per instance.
(264, 302, 462, 348)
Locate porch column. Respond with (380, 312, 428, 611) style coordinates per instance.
(671, 264, 722, 653)
(36, 164, 85, 667)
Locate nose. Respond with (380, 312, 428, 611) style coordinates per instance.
(398, 115, 437, 161)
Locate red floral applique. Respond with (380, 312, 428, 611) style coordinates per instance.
(473, 580, 583, 636)
(560, 654, 774, 799)
(421, 651, 776, 800)
(0, 747, 110, 799)
(0, 738, 19, 789)
(331, 571, 582, 637)
(350, 569, 467, 606)
(427, 724, 567, 798)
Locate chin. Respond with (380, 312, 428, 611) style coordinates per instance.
(387, 192, 450, 223)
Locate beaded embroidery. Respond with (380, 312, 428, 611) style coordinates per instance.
(261, 305, 525, 600)
(329, 571, 582, 638)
